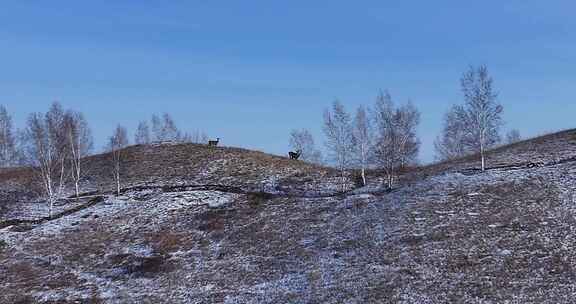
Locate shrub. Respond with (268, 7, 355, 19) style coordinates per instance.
(0, 239, 7, 253)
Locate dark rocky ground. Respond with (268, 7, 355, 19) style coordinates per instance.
(2, 131, 576, 303)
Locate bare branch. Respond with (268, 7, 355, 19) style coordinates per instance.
(372, 91, 420, 188)
(323, 100, 354, 191)
(135, 120, 151, 145)
(0, 105, 19, 167)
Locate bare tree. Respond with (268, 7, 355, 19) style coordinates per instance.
(373, 92, 396, 188)
(372, 92, 420, 188)
(64, 111, 93, 198)
(23, 102, 69, 218)
(0, 105, 18, 167)
(135, 120, 151, 145)
(434, 105, 470, 161)
(161, 113, 181, 141)
(150, 113, 182, 142)
(323, 100, 354, 191)
(459, 65, 503, 171)
(200, 132, 209, 144)
(179, 131, 207, 144)
(151, 114, 163, 142)
(189, 130, 209, 144)
(505, 129, 521, 144)
(108, 125, 129, 196)
(289, 129, 322, 164)
(352, 105, 372, 186)
(180, 132, 192, 143)
(25, 112, 54, 207)
(46, 103, 69, 202)
(396, 101, 420, 169)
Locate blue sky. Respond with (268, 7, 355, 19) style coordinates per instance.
(1, 1, 576, 163)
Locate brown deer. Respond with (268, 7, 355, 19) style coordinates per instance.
(208, 138, 220, 146)
(289, 150, 302, 160)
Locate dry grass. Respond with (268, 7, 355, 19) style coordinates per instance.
(0, 142, 335, 199)
(408, 128, 576, 180)
(0, 142, 344, 222)
(81, 143, 334, 189)
(3, 130, 576, 302)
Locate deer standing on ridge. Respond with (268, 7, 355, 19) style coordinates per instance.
(289, 150, 302, 160)
(208, 138, 220, 147)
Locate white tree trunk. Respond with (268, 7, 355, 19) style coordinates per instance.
(44, 167, 54, 218)
(340, 167, 346, 193)
(361, 144, 367, 186)
(116, 171, 121, 196)
(480, 137, 485, 171)
(49, 197, 54, 219)
(481, 148, 485, 172)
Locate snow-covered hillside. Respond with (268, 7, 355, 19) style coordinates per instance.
(2, 133, 576, 303)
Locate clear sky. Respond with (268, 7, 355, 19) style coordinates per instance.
(1, 1, 576, 163)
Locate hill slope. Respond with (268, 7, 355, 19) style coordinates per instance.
(1, 142, 342, 195)
(416, 128, 576, 178)
(0, 143, 350, 220)
(2, 133, 576, 303)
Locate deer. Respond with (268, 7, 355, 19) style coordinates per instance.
(208, 138, 220, 147)
(289, 150, 302, 160)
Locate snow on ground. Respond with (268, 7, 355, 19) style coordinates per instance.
(4, 161, 576, 303)
(1, 198, 88, 221)
(4, 136, 576, 303)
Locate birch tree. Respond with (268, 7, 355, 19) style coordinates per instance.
(180, 132, 192, 143)
(47, 103, 69, 202)
(161, 113, 181, 141)
(373, 92, 396, 188)
(459, 65, 503, 171)
(435, 105, 470, 161)
(323, 100, 354, 191)
(108, 125, 129, 196)
(0, 105, 18, 167)
(151, 114, 163, 142)
(135, 120, 151, 144)
(24, 102, 69, 218)
(64, 111, 93, 197)
(395, 102, 420, 169)
(289, 129, 323, 164)
(352, 105, 372, 186)
(373, 92, 420, 188)
(188, 130, 209, 144)
(150, 113, 181, 142)
(196, 130, 209, 144)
